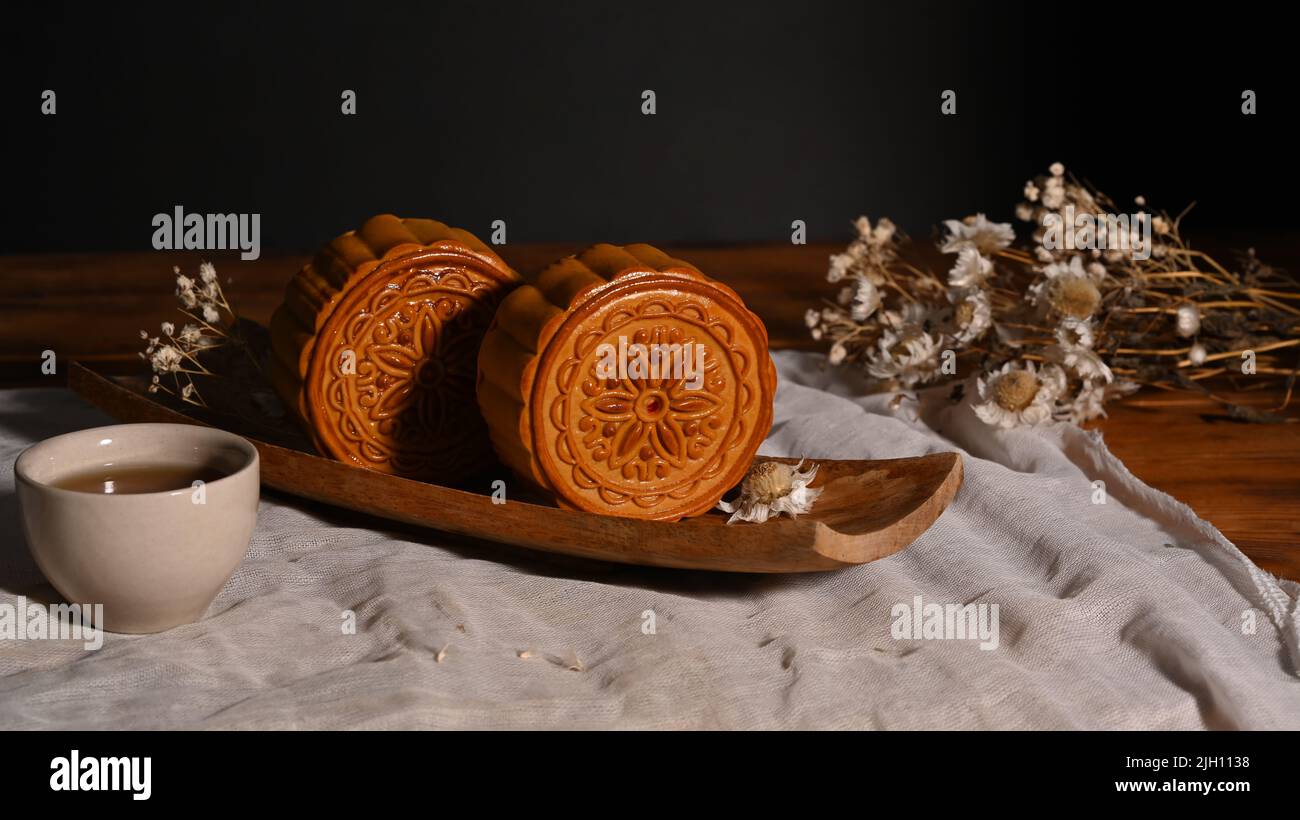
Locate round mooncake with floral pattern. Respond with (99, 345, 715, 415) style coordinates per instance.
(476, 243, 776, 521)
(268, 214, 523, 482)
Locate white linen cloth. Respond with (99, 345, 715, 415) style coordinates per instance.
(1, 351, 1298, 729)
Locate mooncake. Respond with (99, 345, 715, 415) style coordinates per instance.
(477, 244, 776, 521)
(268, 215, 523, 482)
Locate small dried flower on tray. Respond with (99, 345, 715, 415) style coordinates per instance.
(717, 459, 822, 525)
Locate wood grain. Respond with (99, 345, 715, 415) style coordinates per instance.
(1084, 392, 1300, 580)
(1, 242, 1296, 579)
(66, 363, 962, 574)
(0, 244, 826, 379)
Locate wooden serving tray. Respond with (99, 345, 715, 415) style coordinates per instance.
(67, 362, 962, 573)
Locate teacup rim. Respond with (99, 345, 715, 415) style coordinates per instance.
(14, 422, 259, 499)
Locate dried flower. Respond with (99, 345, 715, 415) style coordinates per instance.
(175, 274, 198, 309)
(1042, 179, 1066, 209)
(856, 215, 897, 247)
(717, 460, 822, 525)
(974, 362, 1066, 428)
(947, 247, 994, 288)
(939, 214, 1015, 255)
(828, 252, 853, 283)
(1054, 343, 1113, 383)
(178, 323, 204, 345)
(949, 288, 992, 345)
(149, 344, 183, 374)
(1059, 378, 1138, 423)
(866, 328, 942, 387)
(1055, 317, 1095, 350)
(1175, 303, 1201, 338)
(1033, 257, 1102, 320)
(824, 215, 904, 290)
(849, 277, 881, 321)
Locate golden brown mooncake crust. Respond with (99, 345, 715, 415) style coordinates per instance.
(477, 243, 777, 521)
(269, 214, 523, 481)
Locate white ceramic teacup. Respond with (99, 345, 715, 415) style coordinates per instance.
(14, 423, 260, 634)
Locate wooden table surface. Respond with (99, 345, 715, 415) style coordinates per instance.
(2, 244, 1297, 580)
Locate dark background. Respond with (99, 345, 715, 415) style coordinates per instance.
(3, 0, 1293, 253)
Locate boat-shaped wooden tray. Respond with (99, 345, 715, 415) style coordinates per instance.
(67, 362, 962, 573)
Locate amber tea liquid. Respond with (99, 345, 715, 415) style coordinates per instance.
(51, 463, 228, 494)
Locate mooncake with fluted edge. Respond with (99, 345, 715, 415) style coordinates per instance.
(477, 243, 776, 521)
(268, 214, 523, 482)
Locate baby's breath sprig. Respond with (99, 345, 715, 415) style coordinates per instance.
(138, 262, 247, 407)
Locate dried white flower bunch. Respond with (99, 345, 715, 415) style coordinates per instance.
(138, 262, 232, 406)
(809, 163, 1300, 426)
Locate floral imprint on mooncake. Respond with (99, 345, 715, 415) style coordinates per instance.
(307, 250, 514, 481)
(530, 270, 774, 520)
(577, 325, 727, 483)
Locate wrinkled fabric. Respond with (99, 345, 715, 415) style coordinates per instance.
(1, 351, 1298, 729)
